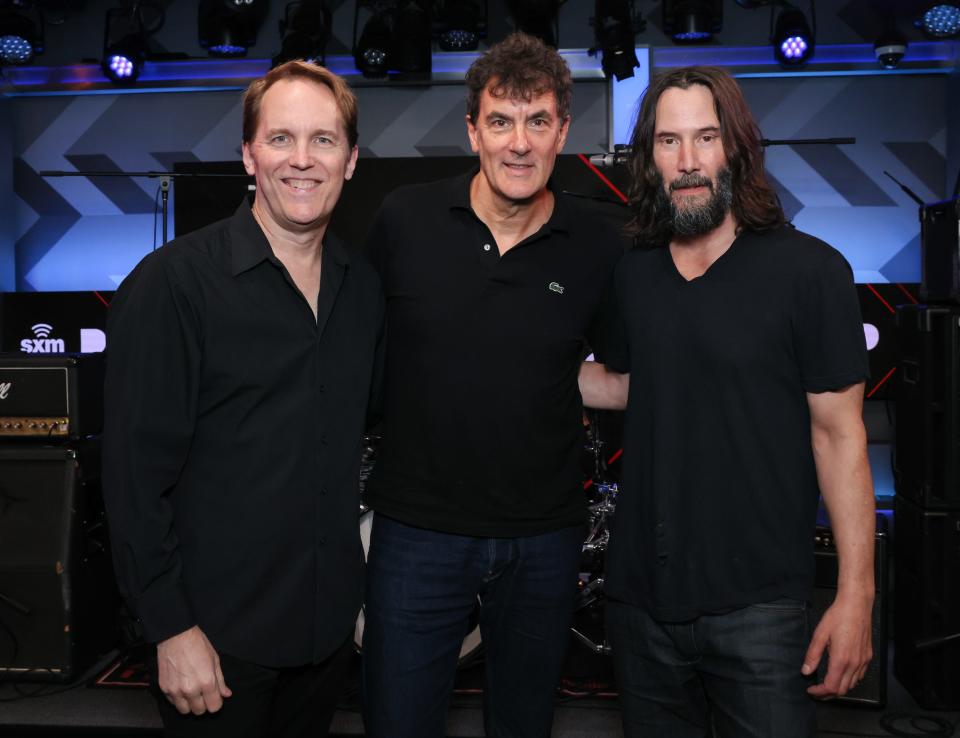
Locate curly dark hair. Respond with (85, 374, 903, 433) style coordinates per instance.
(464, 32, 572, 122)
(626, 66, 785, 245)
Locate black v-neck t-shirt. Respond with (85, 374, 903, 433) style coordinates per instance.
(603, 225, 869, 620)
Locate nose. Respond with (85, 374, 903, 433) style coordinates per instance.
(510, 125, 531, 155)
(289, 140, 313, 169)
(677, 140, 699, 173)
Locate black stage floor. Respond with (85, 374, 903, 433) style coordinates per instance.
(1, 637, 957, 738)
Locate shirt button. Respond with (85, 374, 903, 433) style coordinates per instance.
(482, 243, 492, 252)
(318, 536, 326, 546)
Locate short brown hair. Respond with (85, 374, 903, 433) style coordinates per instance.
(626, 66, 785, 244)
(464, 32, 572, 123)
(242, 60, 359, 148)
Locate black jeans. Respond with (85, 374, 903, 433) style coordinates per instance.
(606, 598, 817, 738)
(150, 636, 353, 738)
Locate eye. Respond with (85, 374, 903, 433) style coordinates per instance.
(490, 118, 509, 128)
(270, 134, 288, 144)
(314, 135, 334, 146)
(529, 118, 548, 128)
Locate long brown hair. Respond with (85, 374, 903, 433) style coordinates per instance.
(626, 66, 785, 245)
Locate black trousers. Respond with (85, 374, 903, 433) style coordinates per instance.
(150, 637, 354, 738)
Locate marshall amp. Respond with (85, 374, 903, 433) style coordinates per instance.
(0, 353, 104, 440)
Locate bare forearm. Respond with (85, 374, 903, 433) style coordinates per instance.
(812, 411, 875, 603)
(579, 361, 629, 410)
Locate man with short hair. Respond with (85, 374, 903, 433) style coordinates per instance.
(581, 65, 875, 737)
(103, 60, 383, 737)
(361, 33, 624, 738)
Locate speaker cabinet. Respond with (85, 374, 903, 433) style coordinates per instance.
(894, 304, 960, 509)
(920, 197, 960, 304)
(0, 443, 118, 682)
(810, 515, 889, 706)
(894, 494, 960, 709)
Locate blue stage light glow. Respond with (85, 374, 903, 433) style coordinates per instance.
(0, 34, 33, 64)
(109, 54, 135, 78)
(440, 29, 478, 52)
(922, 4, 960, 37)
(674, 30, 712, 41)
(780, 35, 809, 60)
(209, 44, 247, 56)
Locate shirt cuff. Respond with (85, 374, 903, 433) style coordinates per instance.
(133, 581, 196, 644)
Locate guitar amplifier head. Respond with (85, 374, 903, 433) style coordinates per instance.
(0, 353, 104, 440)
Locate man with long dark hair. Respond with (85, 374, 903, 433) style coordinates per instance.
(580, 66, 875, 736)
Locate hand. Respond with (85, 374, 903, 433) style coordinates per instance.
(156, 625, 232, 715)
(802, 595, 873, 699)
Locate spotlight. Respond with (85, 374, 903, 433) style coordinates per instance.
(438, 0, 484, 52)
(101, 7, 147, 84)
(663, 0, 722, 43)
(773, 4, 814, 66)
(353, 3, 392, 78)
(272, 0, 331, 67)
(506, 0, 560, 48)
(594, 0, 642, 81)
(392, 0, 431, 78)
(920, 4, 960, 38)
(0, 2, 43, 66)
(874, 28, 907, 69)
(198, 0, 268, 57)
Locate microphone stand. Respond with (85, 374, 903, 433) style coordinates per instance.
(39, 170, 251, 246)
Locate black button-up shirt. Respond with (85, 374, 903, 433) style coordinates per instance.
(365, 170, 625, 537)
(103, 203, 384, 667)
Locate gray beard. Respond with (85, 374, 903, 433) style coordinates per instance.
(655, 167, 733, 237)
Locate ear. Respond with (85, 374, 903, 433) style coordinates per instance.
(242, 141, 255, 176)
(466, 114, 480, 154)
(556, 115, 571, 153)
(344, 145, 359, 181)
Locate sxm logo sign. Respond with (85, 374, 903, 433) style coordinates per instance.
(20, 323, 65, 354)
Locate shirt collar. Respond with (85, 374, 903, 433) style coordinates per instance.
(229, 200, 351, 277)
(448, 166, 571, 235)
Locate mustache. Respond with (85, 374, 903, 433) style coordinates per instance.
(669, 174, 714, 192)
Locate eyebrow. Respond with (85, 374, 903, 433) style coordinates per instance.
(265, 127, 340, 138)
(484, 108, 555, 122)
(656, 125, 721, 138)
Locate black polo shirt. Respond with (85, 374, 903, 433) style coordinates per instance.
(365, 170, 625, 537)
(103, 203, 385, 667)
(603, 226, 869, 621)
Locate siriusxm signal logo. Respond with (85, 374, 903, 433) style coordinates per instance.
(20, 323, 65, 354)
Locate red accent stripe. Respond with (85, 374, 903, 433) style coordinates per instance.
(607, 448, 623, 465)
(865, 283, 895, 314)
(93, 290, 110, 307)
(583, 478, 594, 490)
(576, 153, 629, 203)
(895, 283, 919, 304)
(866, 366, 897, 398)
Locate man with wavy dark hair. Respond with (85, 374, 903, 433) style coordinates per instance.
(580, 66, 875, 737)
(361, 32, 624, 738)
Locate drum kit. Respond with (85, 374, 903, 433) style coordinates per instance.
(353, 411, 619, 663)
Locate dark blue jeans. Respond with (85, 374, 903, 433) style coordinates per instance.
(361, 514, 584, 738)
(606, 598, 817, 738)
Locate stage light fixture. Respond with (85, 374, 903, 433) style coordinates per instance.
(392, 0, 432, 78)
(506, 0, 560, 48)
(438, 0, 484, 52)
(353, 3, 392, 78)
(198, 0, 268, 57)
(920, 3, 960, 37)
(272, 0, 331, 67)
(663, 0, 722, 43)
(101, 6, 148, 84)
(594, 0, 641, 81)
(772, 4, 814, 66)
(0, 2, 43, 66)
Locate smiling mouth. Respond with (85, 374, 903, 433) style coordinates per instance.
(284, 178, 321, 191)
(504, 162, 533, 172)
